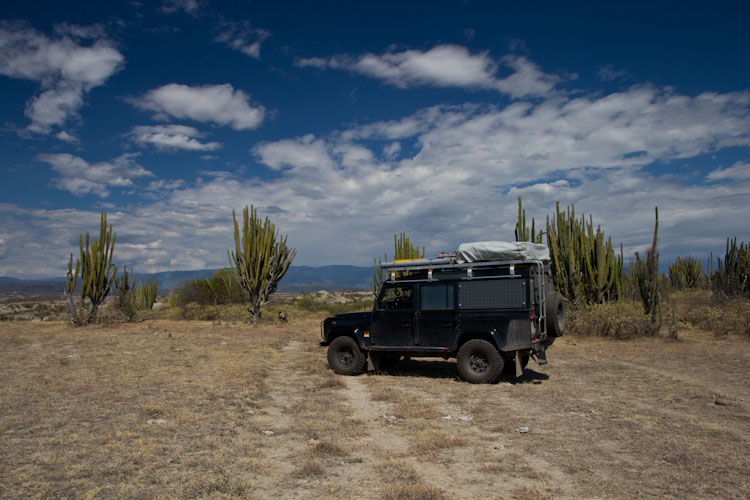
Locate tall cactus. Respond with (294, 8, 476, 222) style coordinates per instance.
(668, 256, 703, 290)
(64, 211, 117, 325)
(136, 279, 158, 310)
(630, 207, 660, 320)
(711, 237, 749, 297)
(515, 196, 543, 243)
(371, 232, 425, 296)
(228, 205, 297, 324)
(545, 201, 622, 305)
(113, 265, 136, 319)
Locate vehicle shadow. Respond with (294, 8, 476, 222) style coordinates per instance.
(370, 358, 550, 384)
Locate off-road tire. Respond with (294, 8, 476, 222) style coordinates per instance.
(457, 339, 504, 384)
(327, 336, 366, 376)
(546, 292, 566, 337)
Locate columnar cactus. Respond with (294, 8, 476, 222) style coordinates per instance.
(64, 211, 117, 325)
(228, 205, 297, 324)
(630, 207, 660, 320)
(136, 279, 158, 310)
(544, 202, 622, 305)
(668, 256, 703, 290)
(371, 232, 425, 296)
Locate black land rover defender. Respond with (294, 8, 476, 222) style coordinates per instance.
(320, 242, 566, 383)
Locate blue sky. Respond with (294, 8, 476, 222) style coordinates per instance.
(1, 0, 749, 278)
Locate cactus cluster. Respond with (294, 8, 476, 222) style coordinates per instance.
(630, 207, 660, 320)
(710, 237, 749, 297)
(517, 198, 622, 305)
(113, 265, 136, 319)
(371, 232, 425, 296)
(65, 211, 117, 325)
(514, 197, 543, 243)
(136, 279, 158, 310)
(228, 205, 296, 324)
(668, 256, 703, 290)
(547, 203, 623, 305)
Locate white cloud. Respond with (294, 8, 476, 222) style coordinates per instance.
(161, 0, 201, 14)
(297, 45, 559, 97)
(36, 153, 153, 197)
(128, 124, 221, 151)
(132, 83, 265, 130)
(598, 64, 628, 82)
(2, 60, 749, 278)
(215, 21, 270, 59)
(253, 134, 335, 171)
(706, 161, 750, 181)
(0, 21, 124, 134)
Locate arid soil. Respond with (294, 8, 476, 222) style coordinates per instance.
(1, 319, 749, 499)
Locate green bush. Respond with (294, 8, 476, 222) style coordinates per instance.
(174, 269, 245, 306)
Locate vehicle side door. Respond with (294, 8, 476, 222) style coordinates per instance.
(371, 284, 416, 346)
(416, 282, 456, 346)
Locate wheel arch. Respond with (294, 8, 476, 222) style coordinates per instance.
(326, 328, 365, 349)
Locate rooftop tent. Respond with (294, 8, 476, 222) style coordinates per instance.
(454, 241, 550, 264)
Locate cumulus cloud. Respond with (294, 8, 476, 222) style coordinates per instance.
(2, 59, 749, 278)
(128, 124, 221, 151)
(0, 21, 124, 134)
(253, 134, 335, 171)
(36, 153, 153, 197)
(132, 83, 265, 130)
(297, 45, 559, 97)
(215, 21, 270, 59)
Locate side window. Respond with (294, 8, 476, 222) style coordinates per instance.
(377, 285, 413, 311)
(420, 283, 454, 310)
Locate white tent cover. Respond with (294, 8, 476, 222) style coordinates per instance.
(455, 241, 550, 263)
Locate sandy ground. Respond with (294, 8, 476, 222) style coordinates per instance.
(1, 319, 749, 499)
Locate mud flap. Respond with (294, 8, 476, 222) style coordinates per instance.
(515, 351, 524, 378)
(536, 346, 548, 365)
(367, 353, 379, 372)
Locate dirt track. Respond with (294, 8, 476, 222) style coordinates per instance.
(1, 320, 749, 499)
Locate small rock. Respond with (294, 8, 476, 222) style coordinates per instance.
(494, 444, 505, 450)
(441, 415, 452, 420)
(457, 415, 474, 422)
(713, 394, 734, 406)
(515, 426, 530, 434)
(67, 353, 80, 359)
(383, 415, 399, 424)
(245, 410, 254, 415)
(147, 418, 166, 425)
(262, 430, 275, 436)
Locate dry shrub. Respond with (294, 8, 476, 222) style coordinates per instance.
(380, 484, 446, 500)
(568, 301, 658, 338)
(310, 440, 347, 458)
(294, 459, 325, 478)
(674, 290, 750, 336)
(412, 429, 466, 457)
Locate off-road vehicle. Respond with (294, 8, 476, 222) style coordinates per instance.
(320, 241, 566, 383)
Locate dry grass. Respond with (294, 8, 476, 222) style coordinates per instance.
(2, 298, 750, 499)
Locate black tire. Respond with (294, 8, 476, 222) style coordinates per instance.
(327, 336, 366, 376)
(456, 339, 504, 384)
(502, 353, 529, 376)
(546, 292, 566, 337)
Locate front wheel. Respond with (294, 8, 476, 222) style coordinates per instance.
(457, 339, 504, 384)
(327, 336, 366, 375)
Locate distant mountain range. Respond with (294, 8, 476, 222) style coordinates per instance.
(0, 265, 374, 296)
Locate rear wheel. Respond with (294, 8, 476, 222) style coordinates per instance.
(327, 336, 366, 375)
(457, 339, 503, 384)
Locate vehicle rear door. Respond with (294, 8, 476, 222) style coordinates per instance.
(416, 282, 456, 346)
(371, 284, 416, 346)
